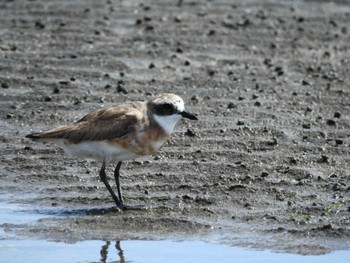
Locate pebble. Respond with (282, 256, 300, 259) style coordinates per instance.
(185, 128, 196, 137)
(326, 119, 336, 126)
(302, 123, 311, 129)
(208, 30, 216, 36)
(334, 112, 341, 118)
(341, 26, 348, 34)
(274, 66, 284, 75)
(207, 69, 216, 76)
(289, 158, 297, 165)
(323, 51, 331, 58)
(176, 47, 183, 53)
(117, 81, 128, 94)
(335, 139, 343, 145)
(321, 224, 332, 230)
(332, 183, 342, 191)
(261, 172, 269, 177)
(329, 19, 337, 27)
(227, 102, 236, 109)
(191, 95, 200, 102)
(144, 16, 152, 22)
(329, 173, 338, 178)
(297, 17, 304, 23)
(305, 107, 312, 113)
(182, 195, 192, 200)
(174, 16, 182, 23)
(149, 63, 156, 69)
(254, 101, 261, 106)
(145, 25, 154, 31)
(267, 138, 278, 146)
(263, 58, 273, 67)
(276, 192, 285, 201)
(222, 19, 237, 30)
(44, 96, 52, 102)
(237, 17, 251, 27)
(319, 155, 329, 163)
(270, 42, 277, 49)
(287, 201, 294, 207)
(244, 203, 254, 210)
(58, 80, 69, 85)
(117, 85, 128, 94)
(237, 120, 245, 126)
(1, 83, 9, 89)
(302, 79, 311, 86)
(35, 20, 45, 29)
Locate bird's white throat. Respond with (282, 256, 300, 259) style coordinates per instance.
(153, 114, 182, 135)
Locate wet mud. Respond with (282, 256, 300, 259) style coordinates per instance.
(1, 0, 350, 255)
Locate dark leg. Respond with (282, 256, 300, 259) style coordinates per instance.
(99, 161, 123, 209)
(114, 162, 123, 203)
(113, 161, 145, 211)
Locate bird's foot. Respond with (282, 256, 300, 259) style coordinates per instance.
(117, 203, 146, 211)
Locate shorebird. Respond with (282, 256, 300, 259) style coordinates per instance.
(26, 93, 198, 210)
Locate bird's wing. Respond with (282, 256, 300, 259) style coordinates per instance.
(27, 102, 145, 143)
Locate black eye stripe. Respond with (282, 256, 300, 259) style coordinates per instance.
(163, 103, 173, 109)
(154, 103, 177, 115)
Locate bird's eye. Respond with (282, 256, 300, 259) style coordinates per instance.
(154, 103, 176, 115)
(162, 103, 173, 110)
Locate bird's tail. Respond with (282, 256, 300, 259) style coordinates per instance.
(25, 126, 71, 140)
(25, 133, 42, 140)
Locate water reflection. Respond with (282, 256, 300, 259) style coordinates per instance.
(0, 238, 349, 263)
(99, 241, 126, 263)
(91, 240, 350, 263)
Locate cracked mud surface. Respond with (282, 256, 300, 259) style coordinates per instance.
(1, 0, 350, 255)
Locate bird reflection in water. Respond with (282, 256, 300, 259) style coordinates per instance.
(99, 241, 126, 263)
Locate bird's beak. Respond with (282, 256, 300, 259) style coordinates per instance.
(180, 111, 198, 120)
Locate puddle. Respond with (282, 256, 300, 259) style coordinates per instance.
(0, 239, 349, 263)
(0, 202, 53, 226)
(0, 203, 349, 263)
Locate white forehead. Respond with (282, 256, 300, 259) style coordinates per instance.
(152, 93, 185, 111)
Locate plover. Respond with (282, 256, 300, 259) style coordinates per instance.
(26, 93, 198, 210)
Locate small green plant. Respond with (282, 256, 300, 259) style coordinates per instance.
(302, 214, 313, 221)
(290, 213, 313, 222)
(324, 203, 342, 216)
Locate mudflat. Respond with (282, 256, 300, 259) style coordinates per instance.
(1, 0, 349, 255)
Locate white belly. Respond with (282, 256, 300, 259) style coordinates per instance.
(54, 139, 138, 162)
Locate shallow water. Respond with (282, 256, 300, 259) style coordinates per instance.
(1, 239, 350, 263)
(0, 203, 349, 263)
